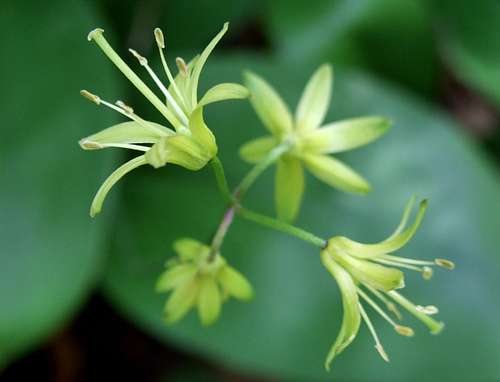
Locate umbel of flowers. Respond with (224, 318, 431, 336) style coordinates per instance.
(79, 22, 455, 371)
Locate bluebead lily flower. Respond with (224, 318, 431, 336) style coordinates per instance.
(156, 238, 254, 325)
(80, 23, 248, 217)
(320, 197, 454, 370)
(239, 65, 390, 222)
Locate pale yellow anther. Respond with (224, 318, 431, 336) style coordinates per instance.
(422, 266, 433, 280)
(375, 344, 390, 362)
(79, 139, 102, 150)
(387, 302, 403, 321)
(129, 48, 148, 66)
(395, 325, 414, 337)
(176, 57, 188, 75)
(154, 28, 165, 49)
(435, 258, 455, 270)
(115, 100, 134, 114)
(416, 305, 439, 315)
(87, 28, 104, 41)
(80, 89, 101, 105)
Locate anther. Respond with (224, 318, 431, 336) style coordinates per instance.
(395, 325, 414, 337)
(416, 305, 439, 315)
(115, 100, 134, 114)
(375, 344, 390, 362)
(422, 266, 433, 280)
(80, 90, 101, 105)
(176, 57, 188, 75)
(129, 49, 148, 66)
(154, 28, 165, 49)
(387, 302, 403, 321)
(87, 28, 104, 41)
(435, 258, 455, 270)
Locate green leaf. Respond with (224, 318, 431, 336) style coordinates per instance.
(102, 57, 500, 381)
(0, 0, 120, 367)
(426, 0, 500, 104)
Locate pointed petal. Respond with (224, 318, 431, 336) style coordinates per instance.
(145, 135, 209, 170)
(189, 107, 217, 156)
(275, 157, 304, 222)
(164, 279, 199, 324)
(217, 266, 254, 300)
(198, 83, 249, 107)
(302, 116, 391, 154)
(173, 238, 208, 261)
(296, 64, 333, 132)
(335, 200, 427, 259)
(239, 136, 278, 164)
(79, 121, 173, 150)
(321, 252, 361, 370)
(302, 154, 371, 194)
(198, 276, 221, 325)
(243, 71, 293, 136)
(190, 22, 229, 106)
(90, 155, 147, 217)
(333, 250, 405, 291)
(387, 196, 416, 240)
(156, 264, 197, 292)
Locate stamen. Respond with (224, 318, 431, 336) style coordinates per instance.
(129, 48, 189, 126)
(416, 305, 439, 315)
(374, 258, 425, 273)
(176, 57, 188, 75)
(86, 28, 181, 129)
(115, 100, 134, 114)
(153, 28, 186, 110)
(80, 89, 101, 105)
(358, 287, 397, 327)
(395, 325, 414, 337)
(359, 303, 389, 362)
(364, 284, 402, 320)
(379, 254, 435, 266)
(435, 258, 455, 270)
(422, 266, 433, 280)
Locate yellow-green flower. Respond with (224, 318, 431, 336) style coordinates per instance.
(320, 197, 454, 370)
(156, 238, 254, 325)
(240, 65, 390, 222)
(80, 23, 248, 217)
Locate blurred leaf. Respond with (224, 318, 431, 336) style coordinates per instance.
(102, 56, 500, 381)
(265, 0, 438, 95)
(427, 0, 500, 105)
(0, 0, 120, 366)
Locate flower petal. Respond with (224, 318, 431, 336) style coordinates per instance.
(302, 116, 391, 154)
(302, 154, 371, 194)
(295, 64, 333, 132)
(218, 265, 254, 300)
(239, 136, 278, 164)
(79, 121, 173, 150)
(190, 22, 229, 106)
(173, 238, 208, 261)
(334, 199, 427, 259)
(145, 135, 210, 170)
(320, 252, 361, 370)
(333, 250, 405, 291)
(90, 155, 147, 217)
(275, 157, 304, 222)
(164, 279, 199, 324)
(156, 263, 197, 292)
(198, 276, 221, 326)
(189, 107, 217, 156)
(198, 83, 249, 107)
(244, 71, 293, 136)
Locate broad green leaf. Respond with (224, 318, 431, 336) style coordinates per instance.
(426, 0, 500, 105)
(0, 0, 120, 367)
(102, 57, 500, 381)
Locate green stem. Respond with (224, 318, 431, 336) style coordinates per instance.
(211, 156, 232, 203)
(237, 207, 326, 248)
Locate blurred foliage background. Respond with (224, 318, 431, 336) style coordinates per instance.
(1, 0, 499, 381)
